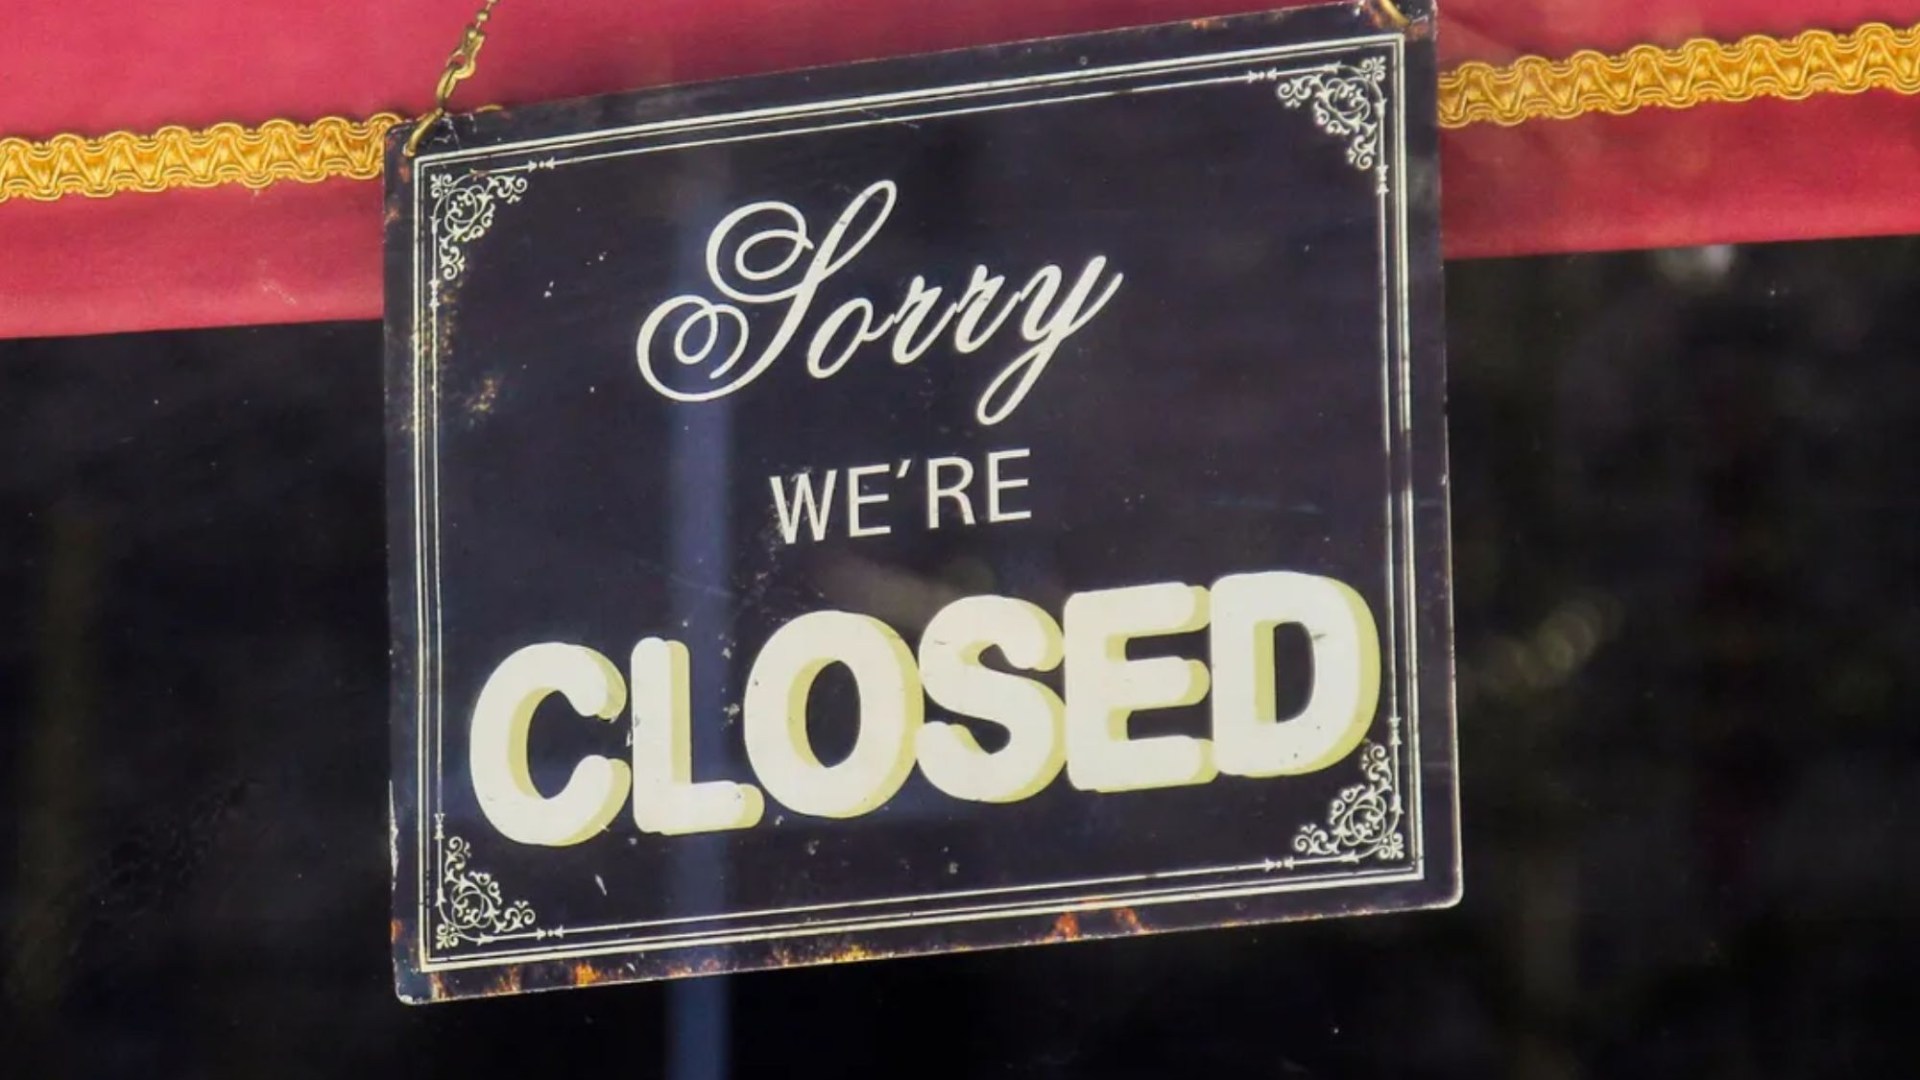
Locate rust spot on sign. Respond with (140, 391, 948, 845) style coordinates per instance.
(825, 942, 876, 964)
(490, 966, 524, 997)
(465, 373, 501, 419)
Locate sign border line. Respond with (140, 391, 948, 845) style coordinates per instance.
(403, 31, 1431, 974)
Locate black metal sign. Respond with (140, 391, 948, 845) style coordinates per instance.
(386, 1, 1457, 1002)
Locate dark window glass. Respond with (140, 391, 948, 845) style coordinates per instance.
(3, 238, 1916, 1075)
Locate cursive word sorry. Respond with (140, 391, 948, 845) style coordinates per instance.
(635, 180, 1123, 426)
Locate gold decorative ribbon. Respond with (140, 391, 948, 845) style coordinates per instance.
(0, 115, 402, 203)
(1440, 21, 1920, 127)
(4, 19, 1918, 203)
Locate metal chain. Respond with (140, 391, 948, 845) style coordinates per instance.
(1373, 0, 1410, 29)
(404, 0, 504, 157)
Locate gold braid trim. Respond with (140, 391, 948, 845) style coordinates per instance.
(0, 114, 403, 203)
(1440, 21, 1920, 128)
(4, 20, 1920, 201)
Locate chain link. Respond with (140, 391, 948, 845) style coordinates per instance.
(405, 0, 504, 157)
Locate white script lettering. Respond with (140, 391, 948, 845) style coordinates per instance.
(635, 180, 1124, 425)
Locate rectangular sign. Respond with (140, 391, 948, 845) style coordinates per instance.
(386, 1, 1457, 1002)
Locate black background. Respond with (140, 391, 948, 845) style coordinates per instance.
(4, 236, 1917, 1073)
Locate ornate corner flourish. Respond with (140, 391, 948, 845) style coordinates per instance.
(1258, 716, 1408, 872)
(1292, 735, 1406, 862)
(1251, 58, 1389, 188)
(433, 818, 536, 949)
(428, 170, 530, 285)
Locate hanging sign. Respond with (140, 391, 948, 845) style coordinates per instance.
(386, 0, 1458, 1002)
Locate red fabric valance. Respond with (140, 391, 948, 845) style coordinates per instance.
(3, 0, 1918, 338)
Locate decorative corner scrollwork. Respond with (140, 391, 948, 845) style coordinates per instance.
(1252, 719, 1409, 873)
(429, 170, 529, 285)
(1251, 58, 1389, 188)
(1292, 739, 1406, 862)
(433, 819, 536, 949)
